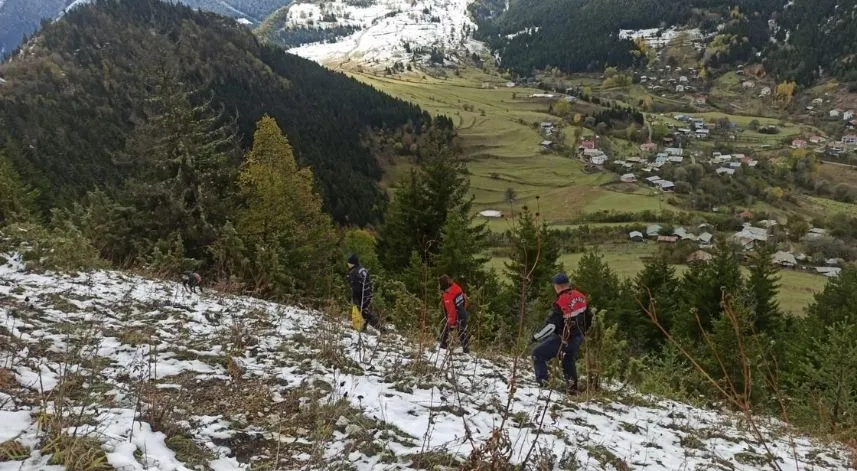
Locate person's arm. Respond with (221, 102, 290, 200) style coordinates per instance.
(443, 291, 457, 325)
(533, 304, 562, 341)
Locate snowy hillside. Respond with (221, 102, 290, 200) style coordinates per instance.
(0, 255, 852, 470)
(283, 0, 483, 68)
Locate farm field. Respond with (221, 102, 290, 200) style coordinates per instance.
(349, 69, 677, 222)
(485, 243, 828, 316)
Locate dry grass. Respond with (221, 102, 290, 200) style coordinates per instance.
(41, 427, 110, 471)
(0, 440, 30, 461)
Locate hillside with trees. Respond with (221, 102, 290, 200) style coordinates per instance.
(0, 0, 444, 227)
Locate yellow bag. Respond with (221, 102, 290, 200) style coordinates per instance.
(351, 305, 366, 331)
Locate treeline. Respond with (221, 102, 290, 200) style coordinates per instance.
(266, 25, 359, 48)
(470, 0, 783, 76)
(764, 0, 857, 85)
(0, 0, 445, 227)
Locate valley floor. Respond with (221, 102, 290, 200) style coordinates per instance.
(0, 256, 851, 470)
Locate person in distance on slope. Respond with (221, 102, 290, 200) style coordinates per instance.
(346, 254, 383, 333)
(437, 275, 470, 354)
(531, 273, 592, 394)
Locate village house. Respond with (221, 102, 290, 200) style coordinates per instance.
(676, 85, 686, 93)
(830, 109, 842, 119)
(679, 76, 688, 83)
(812, 98, 824, 106)
(687, 250, 714, 263)
(646, 224, 663, 238)
(656, 180, 676, 192)
(626, 157, 643, 164)
(658, 235, 679, 244)
(698, 232, 713, 247)
(773, 251, 797, 268)
(816, 267, 842, 278)
(844, 110, 855, 121)
(665, 147, 684, 156)
(696, 129, 710, 139)
(791, 139, 807, 149)
(733, 225, 769, 249)
(809, 136, 825, 144)
(541, 140, 553, 151)
(673, 227, 697, 241)
(841, 135, 857, 145)
(640, 142, 657, 152)
(620, 173, 637, 183)
(742, 80, 756, 88)
(807, 227, 826, 239)
(692, 95, 707, 105)
(580, 139, 596, 150)
(590, 154, 608, 165)
(645, 176, 663, 186)
(629, 231, 644, 242)
(760, 87, 772, 97)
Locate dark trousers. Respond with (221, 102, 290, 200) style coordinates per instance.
(532, 333, 584, 384)
(359, 304, 380, 330)
(439, 312, 470, 352)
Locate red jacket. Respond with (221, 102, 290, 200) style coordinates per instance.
(442, 282, 468, 326)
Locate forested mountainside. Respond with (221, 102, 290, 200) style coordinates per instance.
(0, 0, 440, 225)
(472, 0, 857, 86)
(0, 0, 293, 59)
(765, 0, 857, 85)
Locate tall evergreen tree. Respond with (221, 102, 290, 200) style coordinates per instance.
(631, 255, 679, 353)
(676, 236, 743, 341)
(807, 267, 857, 326)
(572, 249, 621, 314)
(0, 152, 35, 226)
(435, 212, 489, 291)
(504, 206, 559, 304)
(235, 115, 337, 297)
(377, 134, 482, 273)
(118, 54, 241, 263)
(744, 243, 781, 333)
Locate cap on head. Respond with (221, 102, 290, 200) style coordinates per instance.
(551, 272, 570, 285)
(438, 274, 451, 290)
(347, 254, 359, 266)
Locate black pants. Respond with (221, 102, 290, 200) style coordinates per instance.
(359, 305, 380, 330)
(439, 312, 470, 352)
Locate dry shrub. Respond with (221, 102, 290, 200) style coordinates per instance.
(0, 440, 30, 461)
(461, 428, 514, 471)
(0, 368, 15, 392)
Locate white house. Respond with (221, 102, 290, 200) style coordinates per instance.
(629, 231, 644, 242)
(816, 267, 841, 278)
(698, 232, 713, 247)
(773, 251, 797, 268)
(844, 110, 855, 121)
(665, 147, 684, 156)
(620, 173, 638, 183)
(760, 87, 772, 97)
(716, 167, 736, 176)
(657, 180, 676, 192)
(591, 154, 608, 165)
(646, 224, 663, 238)
(830, 109, 842, 118)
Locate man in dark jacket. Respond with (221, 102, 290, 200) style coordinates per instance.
(438, 275, 470, 353)
(346, 254, 382, 332)
(531, 273, 590, 394)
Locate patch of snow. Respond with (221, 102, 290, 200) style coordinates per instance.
(235, 18, 252, 26)
(0, 410, 31, 441)
(286, 0, 484, 68)
(0, 253, 852, 470)
(619, 27, 704, 50)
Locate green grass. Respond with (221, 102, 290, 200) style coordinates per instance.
(803, 195, 857, 216)
(486, 244, 828, 315)
(349, 68, 682, 225)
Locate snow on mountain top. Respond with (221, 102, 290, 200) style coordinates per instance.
(286, 0, 483, 68)
(0, 255, 851, 470)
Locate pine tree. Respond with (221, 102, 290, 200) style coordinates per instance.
(744, 243, 781, 333)
(377, 134, 483, 273)
(631, 255, 678, 353)
(435, 212, 488, 291)
(676, 236, 743, 341)
(807, 266, 857, 326)
(236, 115, 337, 297)
(504, 206, 560, 305)
(572, 249, 621, 314)
(0, 152, 35, 226)
(119, 54, 241, 262)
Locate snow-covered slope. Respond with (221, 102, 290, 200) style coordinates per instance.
(284, 0, 483, 68)
(0, 255, 851, 470)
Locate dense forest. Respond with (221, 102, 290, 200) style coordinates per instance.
(0, 0, 447, 226)
(470, 0, 783, 76)
(0, 0, 69, 58)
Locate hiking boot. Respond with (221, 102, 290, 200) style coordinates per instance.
(536, 379, 548, 389)
(565, 380, 579, 396)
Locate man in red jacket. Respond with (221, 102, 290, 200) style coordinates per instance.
(438, 274, 470, 354)
(531, 272, 591, 394)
